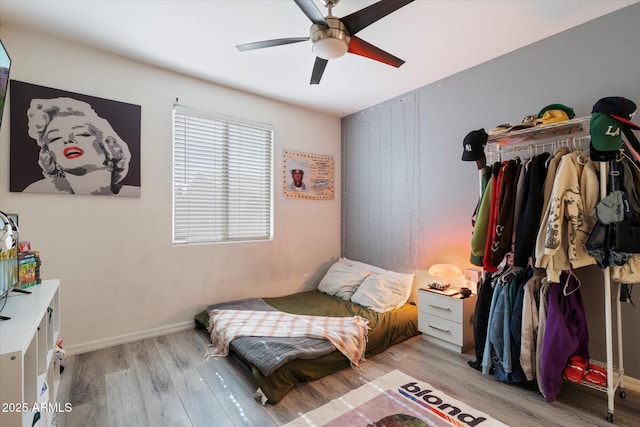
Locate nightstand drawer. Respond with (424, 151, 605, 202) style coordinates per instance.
(418, 289, 476, 352)
(418, 291, 463, 322)
(419, 314, 464, 345)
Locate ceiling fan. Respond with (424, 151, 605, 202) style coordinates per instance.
(236, 0, 414, 85)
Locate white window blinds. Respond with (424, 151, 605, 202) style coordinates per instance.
(173, 106, 273, 244)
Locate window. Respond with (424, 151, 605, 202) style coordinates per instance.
(173, 105, 273, 244)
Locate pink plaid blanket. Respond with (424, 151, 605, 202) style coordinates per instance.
(205, 310, 370, 368)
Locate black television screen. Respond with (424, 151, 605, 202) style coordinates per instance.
(0, 38, 10, 128)
(0, 212, 19, 304)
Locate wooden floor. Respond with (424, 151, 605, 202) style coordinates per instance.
(51, 328, 640, 427)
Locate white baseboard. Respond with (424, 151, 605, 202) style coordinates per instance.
(63, 320, 195, 356)
(623, 374, 640, 394)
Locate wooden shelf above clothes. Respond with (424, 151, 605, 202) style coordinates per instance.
(487, 116, 590, 146)
(485, 116, 591, 163)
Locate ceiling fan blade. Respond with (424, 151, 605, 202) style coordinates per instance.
(293, 0, 327, 26)
(236, 37, 309, 52)
(310, 57, 328, 85)
(341, 0, 414, 35)
(348, 36, 405, 67)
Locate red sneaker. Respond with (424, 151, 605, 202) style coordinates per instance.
(563, 355, 588, 383)
(584, 365, 608, 387)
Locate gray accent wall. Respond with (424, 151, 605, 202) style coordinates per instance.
(342, 3, 640, 378)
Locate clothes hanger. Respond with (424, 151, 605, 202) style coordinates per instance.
(494, 254, 517, 286)
(620, 151, 640, 174)
(578, 135, 590, 151)
(488, 254, 509, 284)
(575, 136, 591, 164)
(577, 149, 590, 165)
(563, 270, 581, 296)
(544, 144, 553, 168)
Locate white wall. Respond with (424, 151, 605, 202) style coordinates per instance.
(0, 25, 342, 354)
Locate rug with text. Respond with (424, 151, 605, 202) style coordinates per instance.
(283, 369, 509, 427)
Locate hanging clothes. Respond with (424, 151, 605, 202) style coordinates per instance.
(511, 156, 531, 241)
(489, 274, 513, 376)
(535, 150, 599, 282)
(535, 277, 550, 397)
(482, 267, 507, 374)
(468, 272, 495, 371)
(490, 159, 521, 267)
(607, 155, 640, 284)
(481, 267, 530, 383)
(540, 147, 571, 216)
(520, 267, 546, 381)
(619, 155, 640, 216)
(493, 267, 530, 383)
(539, 272, 590, 402)
(482, 162, 505, 273)
(472, 121, 630, 418)
(484, 159, 520, 271)
(472, 165, 493, 226)
(534, 147, 570, 267)
(513, 152, 551, 267)
(470, 168, 494, 266)
(530, 147, 570, 276)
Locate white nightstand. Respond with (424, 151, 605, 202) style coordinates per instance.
(418, 289, 476, 353)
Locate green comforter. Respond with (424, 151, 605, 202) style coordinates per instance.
(195, 290, 419, 403)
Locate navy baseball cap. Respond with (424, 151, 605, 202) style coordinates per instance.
(461, 129, 488, 161)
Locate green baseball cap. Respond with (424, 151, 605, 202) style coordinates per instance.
(590, 113, 623, 160)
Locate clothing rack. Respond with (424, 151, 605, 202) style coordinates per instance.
(485, 134, 588, 163)
(598, 162, 626, 423)
(482, 117, 625, 423)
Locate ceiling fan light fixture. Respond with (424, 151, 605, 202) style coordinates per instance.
(311, 19, 350, 60)
(313, 37, 348, 60)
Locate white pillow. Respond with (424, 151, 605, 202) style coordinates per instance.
(318, 262, 371, 300)
(351, 270, 415, 312)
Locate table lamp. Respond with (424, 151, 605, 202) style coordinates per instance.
(427, 264, 466, 289)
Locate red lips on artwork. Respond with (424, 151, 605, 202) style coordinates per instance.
(63, 146, 84, 159)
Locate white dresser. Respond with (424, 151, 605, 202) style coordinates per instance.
(418, 288, 476, 353)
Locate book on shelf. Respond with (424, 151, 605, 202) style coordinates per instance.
(18, 250, 42, 287)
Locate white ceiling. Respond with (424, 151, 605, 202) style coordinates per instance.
(1, 0, 637, 117)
